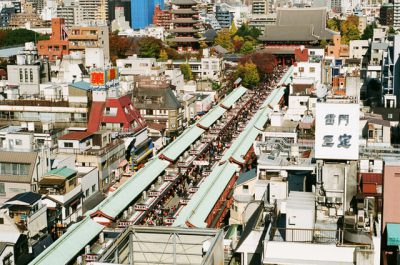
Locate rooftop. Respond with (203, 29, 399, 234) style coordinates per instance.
(43, 167, 77, 179)
(58, 131, 93, 141)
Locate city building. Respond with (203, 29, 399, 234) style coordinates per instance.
(215, 3, 233, 28)
(78, 0, 108, 22)
(56, 4, 84, 28)
(68, 22, 110, 63)
(252, 0, 269, 14)
(153, 4, 172, 30)
(7, 42, 50, 95)
(132, 76, 183, 137)
(394, 0, 400, 28)
(131, 0, 164, 29)
(37, 18, 69, 61)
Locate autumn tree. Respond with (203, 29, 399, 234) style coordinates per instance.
(159, 49, 168, 61)
(138, 37, 163, 58)
(180, 63, 193, 81)
(234, 61, 260, 87)
(214, 28, 234, 52)
(109, 34, 138, 63)
(233, 35, 244, 53)
(327, 18, 341, 32)
(340, 15, 360, 44)
(240, 52, 276, 80)
(230, 21, 238, 36)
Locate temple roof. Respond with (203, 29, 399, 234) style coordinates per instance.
(259, 7, 338, 42)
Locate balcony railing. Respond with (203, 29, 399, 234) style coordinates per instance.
(270, 227, 342, 244)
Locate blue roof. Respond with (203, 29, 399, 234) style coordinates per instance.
(30, 218, 104, 265)
(173, 163, 238, 227)
(187, 163, 239, 228)
(159, 125, 204, 161)
(236, 168, 257, 186)
(220, 85, 248, 108)
(69, 81, 92, 91)
(197, 106, 226, 129)
(0, 46, 24, 58)
(94, 157, 170, 219)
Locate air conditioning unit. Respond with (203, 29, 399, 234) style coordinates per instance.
(335, 197, 343, 204)
(316, 196, 326, 203)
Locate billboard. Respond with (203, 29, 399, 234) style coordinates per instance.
(90, 67, 119, 89)
(315, 102, 359, 160)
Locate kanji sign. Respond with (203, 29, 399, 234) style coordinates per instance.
(315, 103, 359, 160)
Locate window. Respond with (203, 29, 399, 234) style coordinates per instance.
(0, 183, 4, 195)
(309, 67, 315, 73)
(64, 142, 73, 148)
(243, 185, 249, 191)
(298, 67, 304, 73)
(15, 139, 22, 146)
(29, 69, 33, 82)
(395, 173, 400, 177)
(92, 184, 96, 192)
(85, 189, 89, 197)
(388, 113, 393, 119)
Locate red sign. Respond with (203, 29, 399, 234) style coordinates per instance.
(90, 71, 105, 86)
(108, 68, 117, 81)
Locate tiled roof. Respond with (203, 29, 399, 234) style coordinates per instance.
(58, 131, 93, 141)
(4, 192, 41, 205)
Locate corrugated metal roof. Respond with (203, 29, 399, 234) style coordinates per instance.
(0, 46, 24, 58)
(277, 65, 294, 86)
(197, 106, 226, 129)
(44, 167, 77, 179)
(29, 218, 104, 265)
(187, 163, 239, 228)
(94, 157, 170, 219)
(219, 86, 248, 109)
(69, 81, 92, 91)
(159, 125, 204, 161)
(0, 151, 38, 183)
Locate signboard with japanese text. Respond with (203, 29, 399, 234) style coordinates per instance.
(315, 102, 359, 160)
(90, 67, 119, 89)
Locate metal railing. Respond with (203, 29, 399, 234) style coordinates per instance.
(271, 227, 342, 244)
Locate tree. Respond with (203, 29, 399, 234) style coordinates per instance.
(0, 29, 49, 48)
(233, 35, 244, 53)
(340, 15, 360, 44)
(388, 26, 396, 34)
(109, 34, 138, 62)
(180, 63, 193, 81)
(327, 18, 341, 32)
(320, 39, 328, 48)
(240, 41, 254, 54)
(199, 40, 208, 49)
(138, 37, 162, 58)
(361, 23, 375, 40)
(214, 28, 234, 52)
(234, 61, 260, 87)
(159, 49, 168, 61)
(230, 21, 237, 36)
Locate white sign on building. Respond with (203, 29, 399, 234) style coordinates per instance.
(315, 103, 359, 160)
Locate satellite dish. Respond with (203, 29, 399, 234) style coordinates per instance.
(316, 83, 328, 98)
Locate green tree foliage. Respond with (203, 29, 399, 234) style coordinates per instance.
(240, 41, 254, 54)
(0, 29, 49, 47)
(235, 61, 260, 87)
(214, 28, 234, 52)
(236, 24, 261, 40)
(327, 18, 341, 32)
(388, 26, 396, 34)
(361, 23, 375, 40)
(138, 37, 163, 58)
(180, 63, 193, 81)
